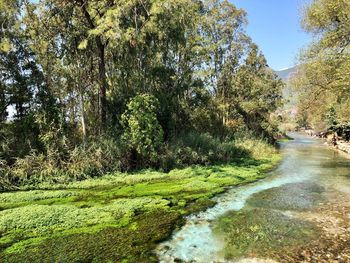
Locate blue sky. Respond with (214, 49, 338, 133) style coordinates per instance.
(231, 0, 312, 70)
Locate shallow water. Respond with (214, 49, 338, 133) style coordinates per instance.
(155, 133, 350, 262)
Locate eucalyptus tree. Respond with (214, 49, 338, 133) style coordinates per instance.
(0, 0, 286, 177)
(103, 0, 203, 136)
(1, 0, 29, 119)
(23, 0, 203, 135)
(0, 0, 48, 159)
(231, 44, 283, 141)
(197, 0, 250, 126)
(294, 0, 350, 130)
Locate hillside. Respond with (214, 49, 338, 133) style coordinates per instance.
(275, 66, 298, 81)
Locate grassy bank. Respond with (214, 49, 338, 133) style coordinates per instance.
(0, 140, 281, 263)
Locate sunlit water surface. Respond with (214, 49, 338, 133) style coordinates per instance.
(155, 133, 350, 262)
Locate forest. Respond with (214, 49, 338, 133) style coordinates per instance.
(0, 0, 284, 190)
(0, 1, 286, 261)
(1, 0, 349, 262)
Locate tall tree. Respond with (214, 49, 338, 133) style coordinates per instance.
(293, 0, 350, 130)
(229, 43, 283, 141)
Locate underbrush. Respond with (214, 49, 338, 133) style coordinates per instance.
(0, 133, 278, 190)
(0, 138, 123, 190)
(159, 133, 251, 170)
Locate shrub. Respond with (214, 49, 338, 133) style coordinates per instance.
(0, 130, 277, 189)
(10, 152, 61, 185)
(0, 160, 15, 191)
(235, 138, 278, 160)
(158, 132, 251, 170)
(1, 137, 124, 188)
(121, 94, 164, 167)
(66, 138, 122, 180)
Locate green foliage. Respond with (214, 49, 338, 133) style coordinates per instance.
(0, 146, 280, 262)
(1, 0, 283, 190)
(0, 133, 279, 188)
(293, 0, 350, 131)
(330, 122, 350, 141)
(325, 107, 338, 127)
(159, 132, 250, 169)
(66, 138, 122, 180)
(234, 138, 278, 160)
(302, 0, 350, 49)
(121, 94, 164, 166)
(0, 137, 123, 187)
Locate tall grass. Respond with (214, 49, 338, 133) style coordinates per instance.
(0, 132, 278, 191)
(159, 132, 251, 170)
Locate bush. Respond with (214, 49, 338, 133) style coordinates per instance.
(66, 138, 122, 180)
(158, 132, 251, 170)
(121, 94, 164, 167)
(330, 122, 350, 141)
(0, 160, 15, 191)
(0, 137, 124, 188)
(234, 138, 277, 160)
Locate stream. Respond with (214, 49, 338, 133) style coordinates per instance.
(155, 133, 350, 262)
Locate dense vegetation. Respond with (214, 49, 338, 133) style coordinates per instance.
(0, 0, 290, 262)
(293, 0, 350, 139)
(0, 141, 280, 262)
(0, 0, 284, 190)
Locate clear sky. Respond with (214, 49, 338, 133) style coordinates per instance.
(231, 0, 312, 70)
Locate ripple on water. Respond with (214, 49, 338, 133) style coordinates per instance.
(155, 134, 350, 263)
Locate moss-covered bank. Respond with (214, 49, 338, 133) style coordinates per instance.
(0, 144, 280, 263)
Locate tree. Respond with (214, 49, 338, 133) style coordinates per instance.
(199, 0, 249, 126)
(293, 0, 350, 131)
(0, 0, 46, 159)
(230, 44, 283, 141)
(0, 0, 284, 179)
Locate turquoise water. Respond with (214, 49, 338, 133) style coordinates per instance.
(156, 133, 350, 262)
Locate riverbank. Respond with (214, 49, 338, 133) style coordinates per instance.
(280, 191, 350, 262)
(335, 140, 350, 157)
(0, 143, 280, 262)
(300, 130, 350, 158)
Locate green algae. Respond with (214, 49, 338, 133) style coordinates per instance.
(1, 211, 180, 263)
(247, 182, 325, 211)
(214, 208, 319, 260)
(0, 152, 281, 263)
(212, 182, 325, 261)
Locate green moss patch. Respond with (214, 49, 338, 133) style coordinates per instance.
(214, 208, 319, 260)
(0, 150, 281, 262)
(246, 182, 325, 211)
(1, 211, 179, 263)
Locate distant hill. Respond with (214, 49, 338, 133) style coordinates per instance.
(274, 66, 299, 117)
(275, 66, 298, 98)
(275, 66, 298, 81)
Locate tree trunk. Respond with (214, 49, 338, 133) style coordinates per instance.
(79, 2, 107, 129)
(79, 87, 87, 145)
(97, 43, 107, 127)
